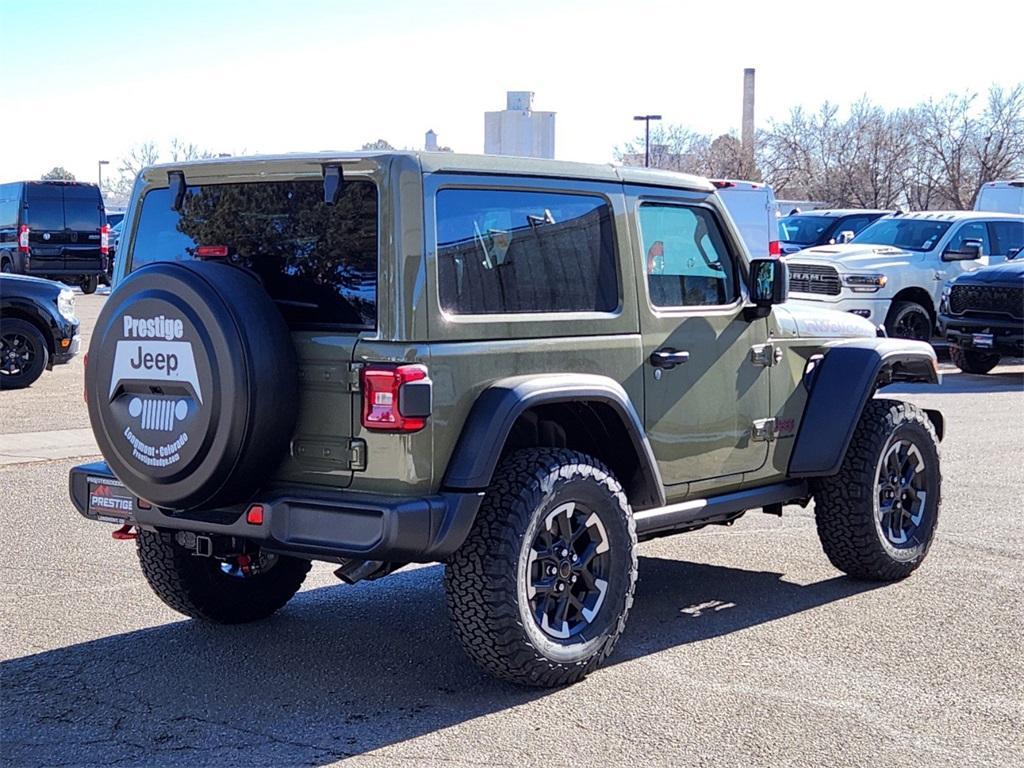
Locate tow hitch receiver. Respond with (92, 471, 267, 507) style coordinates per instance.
(174, 531, 214, 557)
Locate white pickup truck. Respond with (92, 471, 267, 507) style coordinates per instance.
(784, 211, 1024, 339)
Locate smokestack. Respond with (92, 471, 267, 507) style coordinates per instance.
(741, 68, 755, 166)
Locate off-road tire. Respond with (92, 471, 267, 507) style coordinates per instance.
(813, 399, 941, 581)
(949, 344, 1000, 375)
(885, 301, 933, 341)
(444, 448, 637, 687)
(0, 318, 49, 390)
(80, 275, 99, 294)
(136, 530, 311, 623)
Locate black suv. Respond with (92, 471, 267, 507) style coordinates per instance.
(778, 209, 889, 255)
(0, 181, 110, 293)
(940, 258, 1024, 373)
(0, 273, 81, 388)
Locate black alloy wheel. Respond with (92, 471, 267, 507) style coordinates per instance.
(0, 319, 49, 389)
(1, 332, 36, 377)
(886, 301, 932, 341)
(526, 501, 611, 640)
(875, 438, 930, 552)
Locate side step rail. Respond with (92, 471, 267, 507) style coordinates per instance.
(633, 480, 809, 538)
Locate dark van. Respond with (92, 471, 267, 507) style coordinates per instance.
(0, 181, 109, 293)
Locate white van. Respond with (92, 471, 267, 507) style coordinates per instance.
(975, 180, 1024, 214)
(711, 179, 780, 259)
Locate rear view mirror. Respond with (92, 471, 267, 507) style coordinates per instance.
(943, 238, 983, 261)
(747, 258, 788, 318)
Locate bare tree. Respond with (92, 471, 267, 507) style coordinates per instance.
(103, 139, 222, 201)
(361, 139, 395, 151)
(615, 125, 711, 174)
(756, 83, 1024, 209)
(41, 166, 75, 181)
(168, 138, 216, 162)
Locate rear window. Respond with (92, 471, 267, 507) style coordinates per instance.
(25, 185, 64, 231)
(129, 179, 378, 329)
(63, 186, 103, 231)
(436, 188, 618, 315)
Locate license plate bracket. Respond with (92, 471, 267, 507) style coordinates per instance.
(87, 477, 136, 523)
(972, 333, 994, 349)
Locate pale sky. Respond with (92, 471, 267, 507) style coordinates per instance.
(2, 0, 1022, 185)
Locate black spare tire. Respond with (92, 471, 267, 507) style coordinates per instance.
(85, 261, 298, 511)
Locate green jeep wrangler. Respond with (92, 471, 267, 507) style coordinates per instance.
(71, 152, 944, 687)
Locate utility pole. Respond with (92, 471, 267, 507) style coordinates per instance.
(98, 159, 109, 189)
(633, 115, 662, 168)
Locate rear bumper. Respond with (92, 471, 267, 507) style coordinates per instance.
(19, 252, 106, 277)
(69, 461, 483, 563)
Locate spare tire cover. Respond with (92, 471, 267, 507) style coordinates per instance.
(86, 261, 298, 511)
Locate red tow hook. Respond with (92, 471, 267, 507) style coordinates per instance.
(112, 524, 138, 540)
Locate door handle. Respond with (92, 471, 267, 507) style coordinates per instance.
(651, 348, 690, 369)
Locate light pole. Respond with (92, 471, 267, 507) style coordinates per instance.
(633, 114, 662, 168)
(98, 159, 109, 189)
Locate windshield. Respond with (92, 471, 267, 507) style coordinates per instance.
(778, 215, 833, 245)
(850, 218, 952, 251)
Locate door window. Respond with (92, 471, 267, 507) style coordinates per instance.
(947, 221, 991, 254)
(989, 220, 1024, 256)
(833, 216, 873, 239)
(639, 204, 737, 307)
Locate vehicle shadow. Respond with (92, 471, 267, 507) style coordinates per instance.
(1, 557, 882, 766)
(883, 367, 1024, 395)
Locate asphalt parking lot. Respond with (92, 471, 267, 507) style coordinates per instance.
(1, 294, 1022, 767)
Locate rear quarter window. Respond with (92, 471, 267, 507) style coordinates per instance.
(436, 188, 618, 314)
(129, 179, 378, 329)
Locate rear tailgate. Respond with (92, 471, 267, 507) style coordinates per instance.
(126, 173, 380, 488)
(24, 183, 66, 273)
(62, 185, 105, 272)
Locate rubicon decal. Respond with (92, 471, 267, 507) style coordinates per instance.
(109, 340, 203, 401)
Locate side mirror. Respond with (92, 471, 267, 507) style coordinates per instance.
(943, 238, 983, 261)
(836, 230, 855, 244)
(747, 258, 788, 318)
(1008, 247, 1021, 261)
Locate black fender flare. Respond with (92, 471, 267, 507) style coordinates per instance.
(441, 374, 666, 509)
(788, 338, 942, 478)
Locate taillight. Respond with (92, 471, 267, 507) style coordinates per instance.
(769, 240, 781, 258)
(361, 364, 431, 432)
(100, 224, 110, 256)
(711, 180, 736, 189)
(18, 225, 30, 252)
